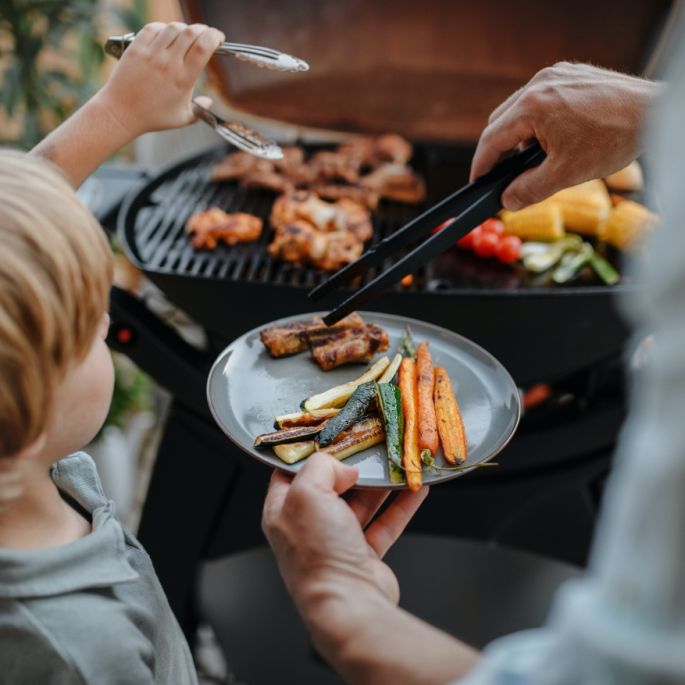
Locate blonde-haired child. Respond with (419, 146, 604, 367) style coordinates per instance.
(0, 23, 224, 683)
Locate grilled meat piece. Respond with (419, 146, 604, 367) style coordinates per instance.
(211, 151, 274, 182)
(260, 317, 325, 357)
(309, 150, 361, 184)
(312, 183, 380, 210)
(311, 230, 364, 271)
(271, 192, 372, 238)
(337, 134, 413, 168)
(186, 208, 263, 250)
(241, 169, 294, 194)
(267, 220, 329, 265)
(308, 322, 390, 371)
(260, 313, 364, 358)
(360, 164, 426, 204)
(272, 146, 305, 171)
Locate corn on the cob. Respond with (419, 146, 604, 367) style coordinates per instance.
(604, 161, 644, 192)
(552, 181, 612, 236)
(599, 200, 658, 251)
(501, 200, 564, 241)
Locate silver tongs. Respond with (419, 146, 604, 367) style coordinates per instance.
(104, 33, 309, 72)
(104, 32, 311, 159)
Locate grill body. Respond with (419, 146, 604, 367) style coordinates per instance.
(118, 143, 630, 386)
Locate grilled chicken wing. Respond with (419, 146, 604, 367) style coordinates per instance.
(309, 150, 361, 184)
(312, 183, 380, 210)
(360, 163, 426, 204)
(267, 220, 329, 264)
(186, 208, 263, 249)
(337, 134, 413, 168)
(211, 151, 274, 182)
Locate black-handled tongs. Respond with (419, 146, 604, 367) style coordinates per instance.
(309, 141, 546, 325)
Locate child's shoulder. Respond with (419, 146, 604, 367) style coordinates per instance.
(0, 590, 157, 683)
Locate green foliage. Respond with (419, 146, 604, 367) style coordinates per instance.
(101, 353, 153, 436)
(0, 0, 146, 149)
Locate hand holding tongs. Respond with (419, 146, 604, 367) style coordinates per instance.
(104, 33, 310, 159)
(104, 33, 309, 72)
(309, 142, 547, 325)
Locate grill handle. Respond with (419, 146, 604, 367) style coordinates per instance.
(108, 286, 211, 417)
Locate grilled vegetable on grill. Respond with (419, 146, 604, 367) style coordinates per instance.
(376, 382, 404, 472)
(254, 424, 322, 449)
(599, 199, 658, 251)
(434, 366, 468, 464)
(501, 201, 564, 242)
(399, 358, 422, 492)
(552, 242, 595, 284)
(322, 417, 385, 461)
(604, 160, 643, 192)
(301, 356, 390, 411)
(551, 180, 611, 236)
(318, 381, 378, 447)
(589, 252, 620, 286)
(274, 408, 339, 429)
(273, 441, 317, 464)
(416, 341, 439, 459)
(520, 235, 582, 273)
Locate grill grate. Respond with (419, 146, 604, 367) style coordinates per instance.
(126, 147, 431, 292)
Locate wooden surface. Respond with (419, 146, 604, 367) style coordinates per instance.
(181, 0, 677, 141)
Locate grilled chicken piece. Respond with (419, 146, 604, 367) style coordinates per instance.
(260, 313, 364, 358)
(309, 151, 361, 184)
(271, 192, 372, 238)
(360, 164, 426, 204)
(308, 322, 390, 371)
(311, 230, 364, 271)
(337, 134, 413, 168)
(186, 208, 263, 249)
(241, 169, 295, 194)
(312, 183, 380, 210)
(272, 146, 305, 170)
(267, 220, 329, 265)
(211, 151, 274, 182)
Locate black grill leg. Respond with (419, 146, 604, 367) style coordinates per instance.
(137, 401, 241, 641)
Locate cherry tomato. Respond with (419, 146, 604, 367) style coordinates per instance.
(472, 231, 499, 258)
(480, 218, 505, 236)
(432, 218, 456, 235)
(457, 230, 475, 249)
(495, 235, 522, 263)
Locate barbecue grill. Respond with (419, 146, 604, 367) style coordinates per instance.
(106, 0, 681, 640)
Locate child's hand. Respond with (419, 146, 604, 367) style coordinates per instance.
(95, 22, 225, 138)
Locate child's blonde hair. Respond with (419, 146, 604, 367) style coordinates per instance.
(0, 150, 113, 467)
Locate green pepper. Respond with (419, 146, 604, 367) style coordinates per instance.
(552, 243, 594, 284)
(589, 253, 620, 285)
(376, 382, 404, 471)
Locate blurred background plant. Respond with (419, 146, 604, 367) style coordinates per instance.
(0, 0, 146, 148)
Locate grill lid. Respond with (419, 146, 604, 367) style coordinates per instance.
(181, 0, 678, 141)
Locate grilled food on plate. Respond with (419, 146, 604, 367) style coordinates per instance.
(185, 208, 263, 249)
(260, 312, 389, 370)
(254, 331, 469, 489)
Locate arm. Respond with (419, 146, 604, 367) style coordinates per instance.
(32, 22, 224, 188)
(470, 62, 663, 210)
(262, 454, 479, 685)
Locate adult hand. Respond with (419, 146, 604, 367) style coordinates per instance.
(95, 22, 224, 138)
(470, 62, 661, 210)
(263, 454, 480, 685)
(263, 452, 427, 613)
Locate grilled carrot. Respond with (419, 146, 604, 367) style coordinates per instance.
(398, 358, 422, 492)
(434, 367, 467, 464)
(416, 341, 439, 458)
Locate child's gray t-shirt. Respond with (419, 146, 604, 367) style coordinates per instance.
(0, 452, 198, 684)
